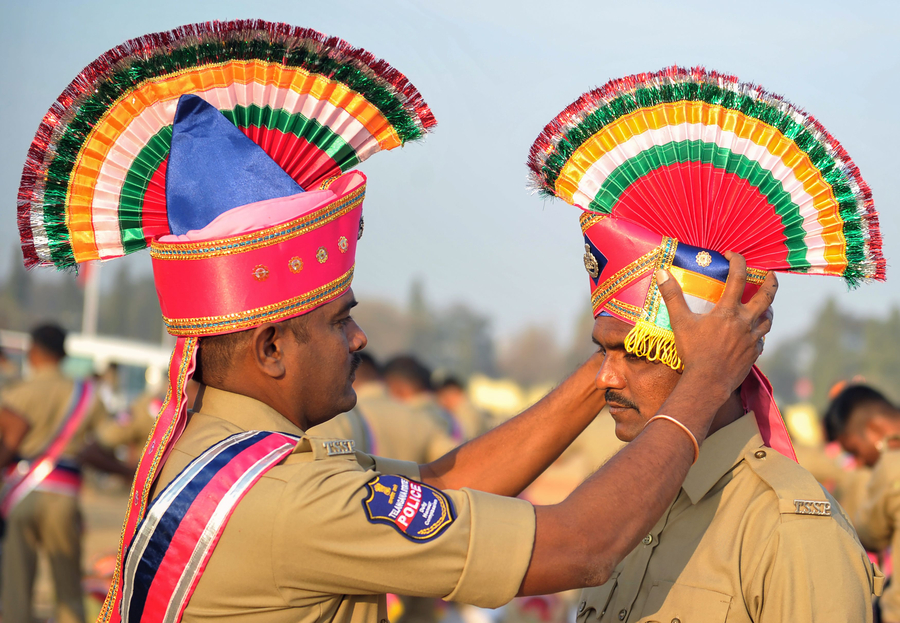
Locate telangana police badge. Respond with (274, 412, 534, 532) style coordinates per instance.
(363, 475, 455, 542)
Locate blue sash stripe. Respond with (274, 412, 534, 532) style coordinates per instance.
(123, 431, 289, 622)
(672, 242, 729, 282)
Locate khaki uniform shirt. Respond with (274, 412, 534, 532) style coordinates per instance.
(449, 397, 488, 441)
(0, 366, 108, 461)
(309, 384, 458, 463)
(407, 394, 462, 442)
(95, 392, 159, 449)
(577, 413, 881, 623)
(855, 449, 900, 622)
(153, 386, 535, 623)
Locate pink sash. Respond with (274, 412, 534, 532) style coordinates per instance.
(742, 365, 797, 461)
(0, 380, 95, 517)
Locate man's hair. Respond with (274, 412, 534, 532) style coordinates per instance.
(436, 376, 464, 392)
(30, 324, 66, 360)
(355, 352, 380, 380)
(824, 384, 896, 441)
(195, 315, 310, 386)
(383, 355, 433, 392)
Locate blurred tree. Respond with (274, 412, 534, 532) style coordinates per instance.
(562, 304, 598, 374)
(808, 299, 864, 411)
(860, 307, 900, 404)
(497, 325, 564, 387)
(758, 336, 803, 404)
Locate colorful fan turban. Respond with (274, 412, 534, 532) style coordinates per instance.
(15, 20, 435, 623)
(528, 66, 885, 371)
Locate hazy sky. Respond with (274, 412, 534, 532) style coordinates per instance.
(2, 0, 898, 349)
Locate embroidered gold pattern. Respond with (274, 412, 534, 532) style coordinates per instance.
(590, 247, 660, 314)
(579, 212, 607, 233)
(253, 265, 270, 281)
(163, 268, 355, 336)
(150, 187, 364, 261)
(746, 267, 768, 285)
(318, 175, 341, 190)
(584, 244, 600, 278)
(603, 298, 644, 323)
(289, 257, 303, 273)
(642, 237, 678, 323)
(338, 236, 349, 253)
(316, 247, 328, 263)
(696, 251, 712, 267)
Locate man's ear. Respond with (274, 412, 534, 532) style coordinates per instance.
(251, 322, 287, 379)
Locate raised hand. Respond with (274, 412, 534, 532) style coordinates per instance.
(657, 251, 777, 401)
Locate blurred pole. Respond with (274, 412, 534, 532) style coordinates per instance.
(81, 261, 100, 336)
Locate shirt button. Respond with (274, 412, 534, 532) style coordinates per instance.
(578, 600, 586, 614)
(672, 619, 681, 623)
(642, 534, 653, 545)
(754, 450, 767, 459)
(618, 609, 627, 620)
(380, 619, 389, 623)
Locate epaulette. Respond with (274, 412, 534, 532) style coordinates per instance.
(309, 437, 358, 461)
(743, 446, 833, 517)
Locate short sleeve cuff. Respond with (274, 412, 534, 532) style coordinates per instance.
(371, 455, 421, 481)
(446, 489, 535, 608)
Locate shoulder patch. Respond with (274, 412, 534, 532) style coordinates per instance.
(744, 447, 832, 516)
(363, 475, 455, 542)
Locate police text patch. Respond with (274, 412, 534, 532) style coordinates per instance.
(363, 475, 455, 542)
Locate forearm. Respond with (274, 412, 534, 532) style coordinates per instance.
(420, 354, 604, 496)
(0, 407, 30, 469)
(78, 442, 135, 479)
(519, 368, 727, 595)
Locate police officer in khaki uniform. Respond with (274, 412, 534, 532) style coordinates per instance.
(0, 325, 130, 623)
(436, 376, 489, 440)
(384, 356, 464, 443)
(309, 353, 457, 462)
(529, 65, 886, 622)
(826, 384, 900, 621)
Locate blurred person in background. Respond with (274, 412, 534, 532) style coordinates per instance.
(0, 348, 21, 390)
(309, 353, 457, 463)
(0, 324, 132, 623)
(384, 355, 463, 443)
(789, 401, 871, 526)
(826, 385, 900, 622)
(435, 376, 489, 440)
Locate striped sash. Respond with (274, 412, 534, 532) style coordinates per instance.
(120, 430, 299, 623)
(0, 380, 95, 517)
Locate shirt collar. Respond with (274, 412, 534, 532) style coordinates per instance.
(193, 385, 304, 437)
(30, 365, 63, 380)
(682, 412, 764, 504)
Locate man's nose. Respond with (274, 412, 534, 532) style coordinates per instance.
(349, 321, 368, 352)
(595, 354, 625, 391)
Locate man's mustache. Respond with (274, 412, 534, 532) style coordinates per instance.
(606, 390, 640, 413)
(349, 353, 362, 376)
